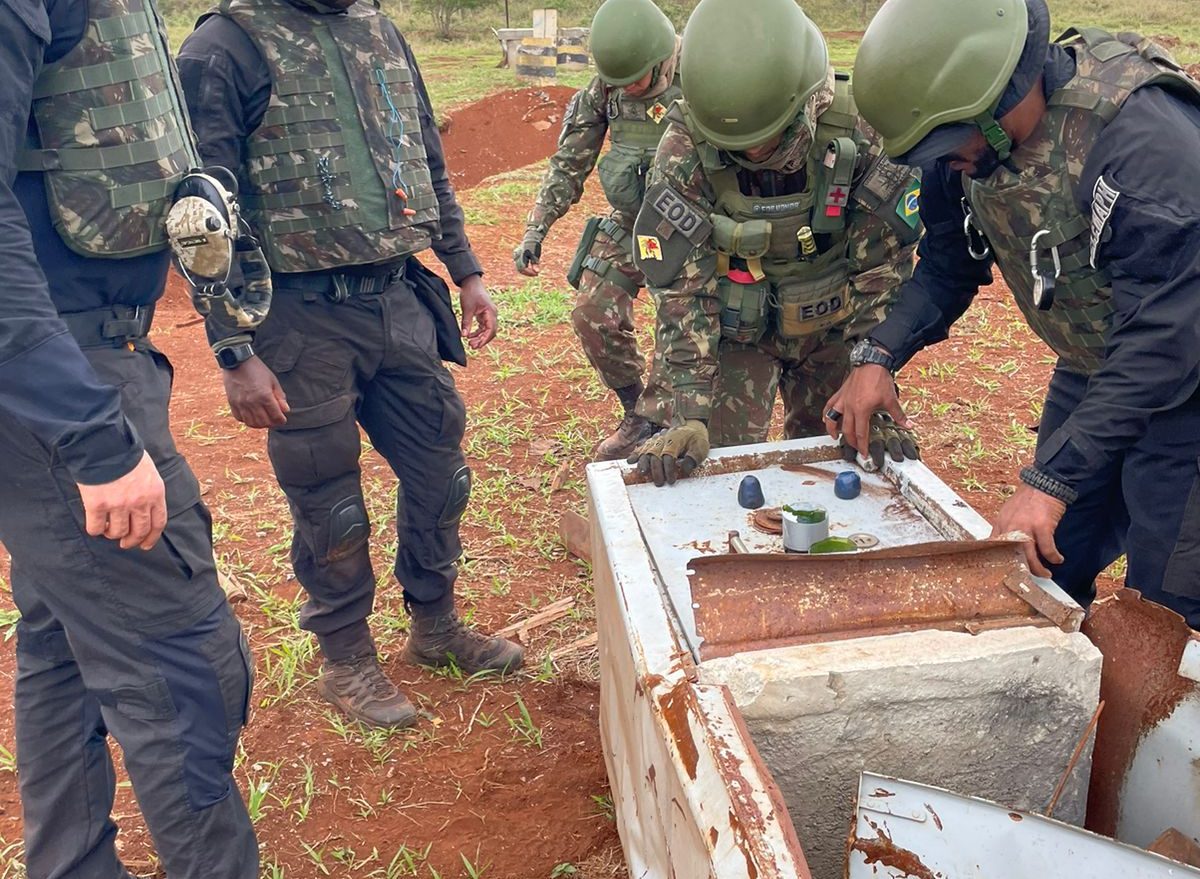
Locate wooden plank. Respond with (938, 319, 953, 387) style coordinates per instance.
(550, 632, 598, 661)
(532, 7, 558, 40)
(559, 510, 591, 562)
(495, 596, 576, 638)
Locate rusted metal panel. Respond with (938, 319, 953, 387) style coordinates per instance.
(1083, 588, 1200, 847)
(848, 772, 1200, 879)
(689, 540, 1082, 660)
(589, 462, 811, 879)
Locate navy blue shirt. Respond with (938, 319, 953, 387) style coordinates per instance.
(870, 80, 1200, 493)
(0, 0, 159, 485)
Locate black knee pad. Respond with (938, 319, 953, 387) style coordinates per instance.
(438, 466, 472, 528)
(327, 495, 370, 562)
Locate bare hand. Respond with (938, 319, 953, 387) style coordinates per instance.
(990, 483, 1068, 578)
(223, 355, 289, 428)
(459, 274, 499, 349)
(77, 451, 168, 550)
(823, 364, 911, 461)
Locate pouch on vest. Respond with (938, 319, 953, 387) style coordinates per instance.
(711, 215, 772, 260)
(775, 260, 852, 339)
(597, 146, 649, 216)
(567, 216, 604, 290)
(717, 271, 771, 345)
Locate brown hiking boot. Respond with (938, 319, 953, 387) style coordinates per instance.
(594, 413, 655, 462)
(316, 654, 418, 729)
(403, 610, 524, 675)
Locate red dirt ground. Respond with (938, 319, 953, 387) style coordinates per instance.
(0, 80, 1123, 877)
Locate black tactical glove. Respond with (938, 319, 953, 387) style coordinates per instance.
(628, 419, 710, 487)
(840, 411, 920, 469)
(513, 230, 543, 273)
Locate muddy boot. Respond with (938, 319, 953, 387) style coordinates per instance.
(595, 412, 656, 461)
(317, 654, 419, 729)
(403, 606, 525, 675)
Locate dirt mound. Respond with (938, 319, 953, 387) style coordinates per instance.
(440, 86, 579, 190)
(1187, 63, 1200, 83)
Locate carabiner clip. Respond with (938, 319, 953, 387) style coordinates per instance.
(961, 198, 990, 261)
(1029, 229, 1062, 311)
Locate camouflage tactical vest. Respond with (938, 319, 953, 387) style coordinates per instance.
(597, 77, 683, 216)
(18, 0, 200, 258)
(682, 75, 913, 340)
(965, 28, 1200, 375)
(217, 0, 440, 274)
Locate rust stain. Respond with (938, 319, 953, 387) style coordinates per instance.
(1008, 812, 1024, 822)
(751, 507, 783, 535)
(657, 681, 700, 781)
(647, 763, 657, 796)
(1083, 589, 1199, 837)
(850, 817, 940, 879)
(727, 808, 759, 879)
(684, 539, 716, 555)
(925, 803, 942, 831)
(689, 540, 1054, 659)
(871, 788, 895, 798)
(708, 826, 719, 846)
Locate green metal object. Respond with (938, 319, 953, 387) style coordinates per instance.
(680, 0, 828, 151)
(590, 0, 676, 87)
(808, 536, 859, 554)
(853, 0, 1028, 159)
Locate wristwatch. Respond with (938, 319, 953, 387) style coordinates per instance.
(848, 337, 897, 372)
(214, 341, 255, 370)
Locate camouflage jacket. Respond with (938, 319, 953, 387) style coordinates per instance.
(638, 83, 921, 423)
(525, 67, 682, 236)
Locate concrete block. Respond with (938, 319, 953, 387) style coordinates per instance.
(701, 627, 1103, 879)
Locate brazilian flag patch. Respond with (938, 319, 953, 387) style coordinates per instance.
(896, 178, 921, 229)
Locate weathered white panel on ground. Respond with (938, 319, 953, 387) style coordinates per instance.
(849, 772, 1200, 879)
(702, 627, 1103, 879)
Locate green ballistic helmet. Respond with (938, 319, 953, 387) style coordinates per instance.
(680, 0, 829, 151)
(590, 0, 677, 87)
(854, 0, 1029, 160)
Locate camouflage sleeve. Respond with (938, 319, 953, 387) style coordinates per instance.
(524, 77, 609, 237)
(642, 122, 722, 425)
(841, 138, 922, 344)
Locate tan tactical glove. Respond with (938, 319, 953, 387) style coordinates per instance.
(840, 411, 920, 469)
(628, 420, 710, 487)
(513, 229, 543, 274)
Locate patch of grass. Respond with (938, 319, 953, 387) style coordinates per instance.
(489, 278, 574, 328)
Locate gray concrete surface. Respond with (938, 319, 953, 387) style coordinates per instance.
(701, 627, 1103, 879)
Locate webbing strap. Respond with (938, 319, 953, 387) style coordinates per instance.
(18, 126, 184, 171)
(597, 217, 630, 245)
(582, 255, 640, 297)
(261, 102, 338, 127)
(94, 10, 151, 41)
(33, 51, 160, 99)
(267, 209, 358, 235)
(1048, 89, 1122, 123)
(275, 75, 334, 97)
(247, 183, 353, 210)
(247, 130, 345, 158)
(110, 174, 180, 209)
(89, 89, 173, 131)
(254, 156, 347, 185)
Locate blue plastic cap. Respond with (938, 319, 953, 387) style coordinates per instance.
(835, 470, 862, 500)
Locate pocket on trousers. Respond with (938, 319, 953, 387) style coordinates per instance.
(1164, 458, 1200, 598)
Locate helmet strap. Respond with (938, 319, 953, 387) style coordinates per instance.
(972, 110, 1013, 161)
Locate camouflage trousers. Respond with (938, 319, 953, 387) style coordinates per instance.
(571, 213, 672, 423)
(708, 322, 851, 447)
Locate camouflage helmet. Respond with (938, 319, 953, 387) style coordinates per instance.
(680, 0, 829, 151)
(590, 0, 677, 87)
(854, 0, 1029, 161)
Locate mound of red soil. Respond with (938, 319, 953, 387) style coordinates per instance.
(439, 86, 579, 190)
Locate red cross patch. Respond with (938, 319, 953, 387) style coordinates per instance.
(825, 185, 849, 217)
(647, 102, 668, 124)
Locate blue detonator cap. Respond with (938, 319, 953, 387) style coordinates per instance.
(835, 470, 861, 500)
(737, 474, 766, 509)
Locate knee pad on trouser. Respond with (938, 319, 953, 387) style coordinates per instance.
(439, 466, 472, 528)
(327, 495, 371, 562)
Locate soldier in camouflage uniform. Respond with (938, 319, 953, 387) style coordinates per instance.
(0, 0, 258, 872)
(179, 0, 524, 729)
(830, 0, 1200, 626)
(514, 0, 680, 460)
(629, 0, 922, 486)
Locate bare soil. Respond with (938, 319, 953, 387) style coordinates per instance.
(0, 80, 1122, 877)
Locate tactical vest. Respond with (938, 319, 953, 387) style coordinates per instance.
(964, 28, 1200, 375)
(597, 78, 683, 216)
(683, 75, 918, 342)
(217, 0, 440, 274)
(18, 0, 199, 258)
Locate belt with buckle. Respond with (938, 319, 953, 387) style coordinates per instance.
(275, 267, 404, 303)
(61, 304, 155, 348)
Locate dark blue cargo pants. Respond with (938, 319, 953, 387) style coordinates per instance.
(1040, 367, 1200, 627)
(0, 340, 258, 878)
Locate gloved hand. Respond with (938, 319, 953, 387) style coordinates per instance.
(513, 230, 544, 276)
(840, 411, 920, 469)
(628, 419, 710, 487)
